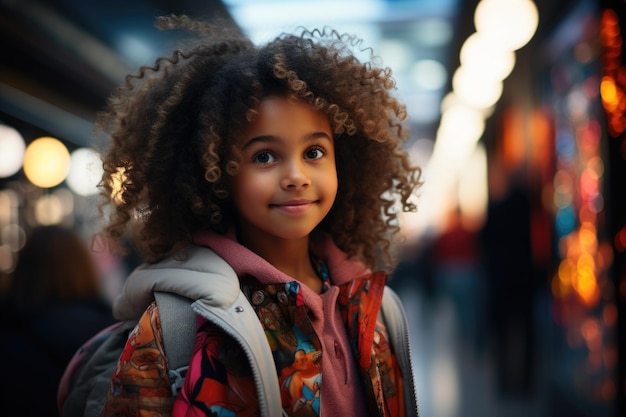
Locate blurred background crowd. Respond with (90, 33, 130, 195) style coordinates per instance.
(0, 0, 624, 416)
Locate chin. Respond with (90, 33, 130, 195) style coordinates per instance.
(274, 228, 316, 241)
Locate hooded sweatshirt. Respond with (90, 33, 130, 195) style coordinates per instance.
(193, 230, 371, 416)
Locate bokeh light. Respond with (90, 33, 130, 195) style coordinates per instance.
(459, 32, 516, 81)
(67, 147, 103, 196)
(0, 125, 26, 178)
(34, 193, 65, 225)
(22, 136, 71, 188)
(410, 59, 448, 91)
(474, 0, 539, 51)
(452, 66, 503, 109)
(110, 166, 128, 205)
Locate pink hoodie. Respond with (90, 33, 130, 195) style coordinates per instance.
(193, 229, 372, 417)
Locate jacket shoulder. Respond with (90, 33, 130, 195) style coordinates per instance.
(114, 245, 240, 320)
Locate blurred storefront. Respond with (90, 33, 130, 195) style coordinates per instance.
(494, 0, 624, 415)
(392, 0, 625, 416)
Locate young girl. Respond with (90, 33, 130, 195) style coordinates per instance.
(86, 14, 421, 417)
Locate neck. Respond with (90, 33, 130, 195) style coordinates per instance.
(237, 231, 322, 293)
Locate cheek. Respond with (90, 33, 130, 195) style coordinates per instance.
(231, 172, 272, 206)
(325, 177, 338, 201)
(323, 167, 339, 198)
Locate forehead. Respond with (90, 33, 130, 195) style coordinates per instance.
(242, 96, 332, 138)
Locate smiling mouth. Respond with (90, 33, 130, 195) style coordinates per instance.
(270, 200, 316, 214)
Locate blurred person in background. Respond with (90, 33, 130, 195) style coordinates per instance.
(432, 207, 486, 358)
(0, 225, 116, 416)
(480, 159, 538, 399)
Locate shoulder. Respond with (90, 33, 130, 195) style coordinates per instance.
(146, 245, 235, 275)
(114, 245, 240, 320)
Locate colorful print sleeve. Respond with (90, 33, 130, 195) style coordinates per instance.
(103, 302, 174, 417)
(173, 318, 259, 417)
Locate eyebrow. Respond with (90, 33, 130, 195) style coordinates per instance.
(241, 131, 332, 150)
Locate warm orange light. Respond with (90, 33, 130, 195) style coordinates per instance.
(600, 9, 626, 136)
(600, 76, 618, 110)
(558, 258, 576, 286)
(110, 167, 127, 205)
(22, 137, 70, 188)
(500, 107, 526, 170)
(551, 273, 568, 299)
(529, 109, 553, 171)
(579, 222, 598, 252)
(574, 267, 599, 307)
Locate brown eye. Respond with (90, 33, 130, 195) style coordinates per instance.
(304, 146, 325, 160)
(253, 151, 276, 164)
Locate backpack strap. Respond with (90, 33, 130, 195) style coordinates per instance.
(154, 291, 197, 396)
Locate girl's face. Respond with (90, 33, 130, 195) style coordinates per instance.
(230, 96, 338, 244)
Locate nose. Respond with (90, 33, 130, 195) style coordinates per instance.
(280, 159, 310, 190)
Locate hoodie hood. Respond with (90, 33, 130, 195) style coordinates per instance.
(192, 229, 371, 286)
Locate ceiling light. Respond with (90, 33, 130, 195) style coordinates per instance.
(460, 32, 516, 81)
(474, 0, 539, 51)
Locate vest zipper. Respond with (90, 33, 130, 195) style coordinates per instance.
(383, 290, 420, 417)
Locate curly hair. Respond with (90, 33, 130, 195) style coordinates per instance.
(97, 15, 422, 270)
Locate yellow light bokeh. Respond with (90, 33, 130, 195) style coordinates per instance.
(34, 193, 65, 225)
(23, 137, 71, 188)
(600, 76, 617, 109)
(110, 167, 127, 205)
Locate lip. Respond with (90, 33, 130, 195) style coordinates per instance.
(270, 199, 316, 214)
